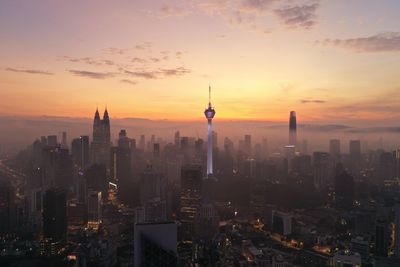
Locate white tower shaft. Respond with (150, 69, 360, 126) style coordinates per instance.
(207, 119, 213, 176)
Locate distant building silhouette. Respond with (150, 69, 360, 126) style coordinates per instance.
(334, 167, 354, 209)
(71, 135, 90, 169)
(313, 152, 331, 191)
(329, 139, 341, 160)
(91, 107, 111, 168)
(289, 111, 297, 148)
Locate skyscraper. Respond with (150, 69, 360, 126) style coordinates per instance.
(90, 107, 111, 167)
(204, 86, 216, 177)
(71, 135, 90, 169)
(349, 140, 361, 162)
(134, 222, 178, 267)
(61, 131, 68, 149)
(244, 134, 252, 157)
(329, 139, 341, 160)
(87, 190, 102, 229)
(0, 179, 15, 234)
(174, 131, 180, 148)
(395, 205, 400, 257)
(42, 188, 67, 242)
(313, 152, 331, 190)
(395, 149, 400, 179)
(289, 111, 297, 147)
(180, 165, 202, 240)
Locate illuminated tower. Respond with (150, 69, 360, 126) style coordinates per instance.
(289, 111, 297, 147)
(204, 86, 216, 177)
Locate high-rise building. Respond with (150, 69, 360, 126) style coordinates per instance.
(194, 203, 219, 241)
(174, 131, 180, 148)
(87, 190, 102, 228)
(112, 130, 132, 190)
(153, 143, 160, 158)
(289, 111, 297, 147)
(144, 198, 167, 223)
(292, 155, 312, 177)
(41, 146, 73, 190)
(329, 139, 341, 160)
(134, 222, 178, 267)
(61, 131, 68, 149)
(335, 169, 354, 209)
(313, 152, 331, 190)
(0, 180, 15, 234)
(375, 217, 389, 257)
(244, 134, 252, 157)
(396, 149, 400, 179)
(180, 165, 202, 240)
(204, 86, 216, 177)
(42, 188, 67, 242)
(85, 164, 108, 200)
(395, 205, 400, 257)
(140, 166, 164, 206)
(139, 134, 146, 151)
(71, 135, 90, 169)
(41, 188, 67, 257)
(90, 107, 111, 167)
(47, 135, 58, 147)
(379, 152, 396, 180)
(349, 140, 361, 162)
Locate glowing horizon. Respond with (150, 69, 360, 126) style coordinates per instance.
(1, 0, 400, 125)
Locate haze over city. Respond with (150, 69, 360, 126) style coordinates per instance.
(1, 1, 400, 267)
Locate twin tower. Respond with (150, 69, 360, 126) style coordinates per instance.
(91, 107, 111, 166)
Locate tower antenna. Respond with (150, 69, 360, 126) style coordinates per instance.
(209, 84, 211, 106)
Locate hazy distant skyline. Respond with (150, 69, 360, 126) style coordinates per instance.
(1, 0, 400, 124)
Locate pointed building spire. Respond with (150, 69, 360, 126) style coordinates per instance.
(94, 105, 100, 121)
(103, 105, 110, 123)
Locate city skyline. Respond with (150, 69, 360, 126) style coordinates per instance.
(1, 0, 400, 124)
(2, 2, 400, 266)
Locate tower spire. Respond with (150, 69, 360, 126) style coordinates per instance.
(208, 84, 211, 107)
(204, 85, 216, 178)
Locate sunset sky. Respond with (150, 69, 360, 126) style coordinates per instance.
(1, 0, 400, 124)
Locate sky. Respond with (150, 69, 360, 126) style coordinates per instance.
(1, 0, 400, 125)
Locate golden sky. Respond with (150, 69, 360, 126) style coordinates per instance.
(1, 0, 400, 125)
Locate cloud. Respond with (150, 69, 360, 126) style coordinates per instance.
(300, 99, 326, 104)
(5, 68, 53, 75)
(150, 57, 161, 63)
(131, 57, 147, 63)
(68, 70, 114, 79)
(123, 67, 191, 79)
(135, 42, 152, 50)
(124, 70, 158, 79)
(120, 79, 137, 85)
(317, 32, 400, 52)
(63, 56, 115, 66)
(159, 5, 189, 18)
(104, 47, 130, 55)
(274, 2, 319, 29)
(241, 0, 277, 12)
(191, 0, 273, 31)
(160, 67, 191, 77)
